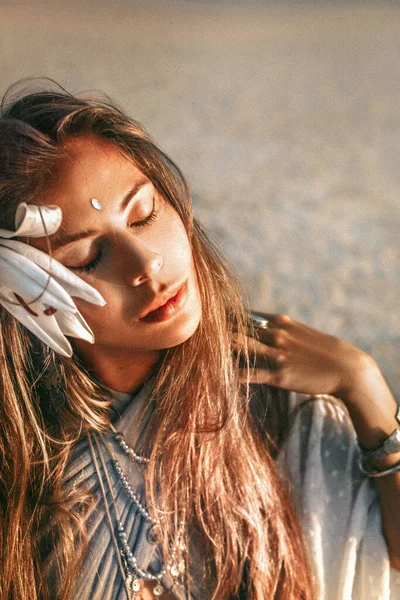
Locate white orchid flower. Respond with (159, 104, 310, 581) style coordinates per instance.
(0, 203, 106, 357)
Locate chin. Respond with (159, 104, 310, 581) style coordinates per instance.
(152, 312, 201, 350)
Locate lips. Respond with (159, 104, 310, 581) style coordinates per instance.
(139, 280, 187, 320)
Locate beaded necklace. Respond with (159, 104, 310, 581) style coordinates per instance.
(88, 430, 187, 599)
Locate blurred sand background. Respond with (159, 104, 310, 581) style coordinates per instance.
(0, 0, 399, 393)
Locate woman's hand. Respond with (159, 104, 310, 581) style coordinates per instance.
(237, 312, 375, 400)
(239, 312, 399, 451)
(240, 314, 400, 569)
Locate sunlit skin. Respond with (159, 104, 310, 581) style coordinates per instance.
(31, 135, 202, 393)
(28, 135, 399, 571)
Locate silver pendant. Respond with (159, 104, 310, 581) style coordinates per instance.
(126, 575, 141, 597)
(153, 584, 165, 596)
(131, 579, 141, 592)
(170, 565, 179, 578)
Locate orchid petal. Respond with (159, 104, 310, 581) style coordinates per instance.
(0, 282, 73, 318)
(0, 202, 107, 356)
(0, 245, 76, 312)
(53, 309, 95, 343)
(0, 291, 73, 357)
(0, 285, 95, 350)
(0, 203, 62, 238)
(0, 239, 106, 306)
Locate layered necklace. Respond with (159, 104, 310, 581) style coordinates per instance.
(88, 428, 187, 599)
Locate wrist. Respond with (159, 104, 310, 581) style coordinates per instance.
(358, 406, 400, 472)
(333, 354, 399, 450)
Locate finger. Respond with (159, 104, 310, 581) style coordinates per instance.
(249, 312, 323, 344)
(233, 342, 282, 371)
(238, 366, 288, 386)
(250, 312, 315, 337)
(238, 367, 273, 385)
(250, 312, 292, 329)
(245, 330, 290, 352)
(239, 343, 285, 372)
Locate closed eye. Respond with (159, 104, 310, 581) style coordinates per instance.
(68, 247, 103, 273)
(130, 197, 158, 227)
(65, 196, 160, 272)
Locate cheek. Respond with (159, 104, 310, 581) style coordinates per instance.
(74, 212, 193, 324)
(74, 299, 115, 330)
(158, 213, 193, 271)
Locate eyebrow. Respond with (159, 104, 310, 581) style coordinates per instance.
(51, 178, 149, 251)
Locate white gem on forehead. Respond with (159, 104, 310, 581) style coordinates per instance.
(91, 198, 102, 211)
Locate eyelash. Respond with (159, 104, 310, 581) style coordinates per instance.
(132, 203, 158, 228)
(79, 247, 103, 273)
(74, 201, 158, 273)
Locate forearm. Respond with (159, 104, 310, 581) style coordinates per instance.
(338, 357, 400, 570)
(242, 313, 400, 567)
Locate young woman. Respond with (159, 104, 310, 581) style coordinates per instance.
(0, 81, 399, 600)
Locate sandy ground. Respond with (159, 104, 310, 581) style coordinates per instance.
(0, 0, 399, 392)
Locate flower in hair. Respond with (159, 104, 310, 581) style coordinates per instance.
(0, 203, 106, 357)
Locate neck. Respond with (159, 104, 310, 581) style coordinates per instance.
(72, 342, 162, 393)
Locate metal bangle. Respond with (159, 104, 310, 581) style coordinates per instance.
(358, 429, 400, 462)
(357, 405, 400, 463)
(358, 458, 400, 478)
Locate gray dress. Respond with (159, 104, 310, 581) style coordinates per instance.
(63, 377, 400, 599)
(64, 374, 185, 599)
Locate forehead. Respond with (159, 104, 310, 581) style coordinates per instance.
(32, 136, 150, 251)
(45, 135, 146, 205)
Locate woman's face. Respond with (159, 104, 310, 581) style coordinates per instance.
(33, 136, 202, 357)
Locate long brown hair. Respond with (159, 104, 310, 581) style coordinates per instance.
(0, 79, 315, 599)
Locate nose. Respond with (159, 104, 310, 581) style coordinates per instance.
(120, 236, 164, 286)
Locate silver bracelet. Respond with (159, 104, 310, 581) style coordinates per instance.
(357, 405, 400, 463)
(359, 458, 400, 478)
